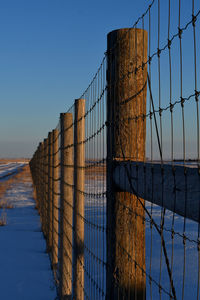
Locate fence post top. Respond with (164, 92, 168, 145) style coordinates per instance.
(48, 131, 53, 138)
(52, 128, 56, 134)
(60, 112, 73, 118)
(75, 98, 85, 104)
(107, 27, 147, 36)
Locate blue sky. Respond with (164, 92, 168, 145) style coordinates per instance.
(0, 0, 151, 158)
(0, 0, 199, 158)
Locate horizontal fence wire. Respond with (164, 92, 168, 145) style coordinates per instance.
(29, 0, 200, 299)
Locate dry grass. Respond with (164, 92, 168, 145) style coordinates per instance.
(0, 221, 6, 226)
(0, 158, 29, 164)
(0, 164, 32, 226)
(85, 162, 106, 180)
(85, 162, 106, 174)
(0, 211, 6, 226)
(0, 200, 13, 209)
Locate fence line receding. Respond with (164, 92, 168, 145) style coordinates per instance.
(30, 0, 200, 299)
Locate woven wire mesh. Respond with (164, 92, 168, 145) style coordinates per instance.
(106, 0, 200, 299)
(29, 1, 200, 299)
(82, 57, 107, 300)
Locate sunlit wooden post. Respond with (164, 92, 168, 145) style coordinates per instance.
(59, 112, 73, 299)
(40, 141, 45, 230)
(73, 98, 85, 300)
(42, 139, 47, 235)
(32, 150, 37, 201)
(48, 131, 53, 253)
(35, 148, 39, 202)
(106, 28, 148, 299)
(38, 142, 42, 214)
(44, 137, 49, 239)
(37, 144, 40, 212)
(52, 129, 59, 270)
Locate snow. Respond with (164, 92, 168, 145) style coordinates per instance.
(0, 162, 27, 180)
(145, 201, 199, 300)
(84, 177, 199, 299)
(0, 163, 197, 300)
(0, 167, 57, 300)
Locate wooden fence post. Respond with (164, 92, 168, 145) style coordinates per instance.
(32, 150, 37, 201)
(38, 142, 42, 215)
(35, 148, 39, 204)
(44, 137, 49, 239)
(52, 129, 59, 271)
(59, 112, 73, 299)
(106, 28, 148, 299)
(73, 98, 85, 300)
(40, 141, 45, 232)
(41, 139, 46, 236)
(48, 131, 53, 253)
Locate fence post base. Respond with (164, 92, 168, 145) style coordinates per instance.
(106, 28, 148, 300)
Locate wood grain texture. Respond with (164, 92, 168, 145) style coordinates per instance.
(38, 142, 44, 224)
(73, 99, 85, 300)
(59, 113, 73, 299)
(44, 138, 49, 239)
(107, 28, 147, 300)
(114, 161, 200, 222)
(48, 131, 53, 251)
(52, 129, 59, 269)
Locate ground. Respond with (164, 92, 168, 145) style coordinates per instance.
(0, 162, 57, 300)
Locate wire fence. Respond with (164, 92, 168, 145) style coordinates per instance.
(29, 0, 200, 299)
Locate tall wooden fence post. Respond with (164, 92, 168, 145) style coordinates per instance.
(44, 137, 49, 239)
(37, 144, 40, 213)
(52, 129, 59, 270)
(33, 148, 37, 207)
(59, 113, 73, 299)
(38, 142, 42, 214)
(73, 98, 85, 300)
(43, 138, 47, 237)
(106, 28, 148, 299)
(40, 141, 45, 231)
(48, 131, 53, 253)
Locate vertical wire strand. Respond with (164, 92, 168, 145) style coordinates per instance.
(148, 6, 153, 300)
(103, 58, 106, 299)
(157, 1, 164, 298)
(157, 0, 163, 159)
(167, 2, 175, 298)
(191, 2, 200, 299)
(178, 1, 186, 299)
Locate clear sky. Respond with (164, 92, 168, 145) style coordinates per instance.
(0, 0, 199, 159)
(0, 0, 151, 158)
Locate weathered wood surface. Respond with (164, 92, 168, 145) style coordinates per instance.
(74, 98, 85, 300)
(106, 28, 147, 300)
(59, 112, 73, 299)
(113, 161, 200, 222)
(52, 129, 59, 270)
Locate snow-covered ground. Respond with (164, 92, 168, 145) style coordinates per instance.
(0, 167, 57, 300)
(84, 177, 200, 300)
(145, 201, 199, 300)
(0, 162, 27, 180)
(0, 163, 198, 300)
